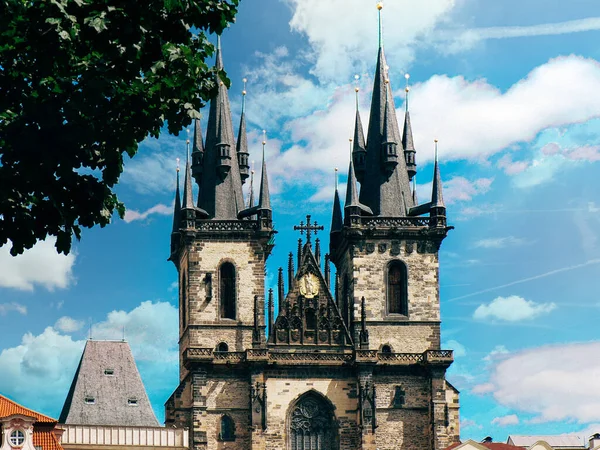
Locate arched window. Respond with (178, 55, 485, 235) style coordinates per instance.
(219, 262, 236, 319)
(305, 309, 316, 330)
(219, 415, 235, 441)
(289, 392, 337, 450)
(216, 342, 228, 352)
(381, 345, 392, 354)
(387, 261, 408, 315)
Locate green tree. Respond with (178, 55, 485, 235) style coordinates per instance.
(0, 0, 238, 255)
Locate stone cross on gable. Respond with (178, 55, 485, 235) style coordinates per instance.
(294, 215, 324, 247)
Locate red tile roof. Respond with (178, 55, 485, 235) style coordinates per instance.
(33, 430, 63, 450)
(444, 442, 525, 450)
(0, 394, 56, 423)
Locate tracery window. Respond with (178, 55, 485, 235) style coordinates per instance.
(387, 261, 408, 315)
(219, 415, 235, 441)
(219, 262, 236, 319)
(289, 393, 337, 450)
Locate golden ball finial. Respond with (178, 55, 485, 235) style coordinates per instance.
(434, 139, 439, 143)
(377, 2, 383, 10)
(354, 74, 360, 80)
(220, 81, 224, 86)
(355, 87, 360, 93)
(405, 86, 410, 93)
(242, 90, 247, 95)
(349, 138, 353, 142)
(176, 157, 180, 172)
(251, 169, 255, 175)
(335, 167, 338, 172)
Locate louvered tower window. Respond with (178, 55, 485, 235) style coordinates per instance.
(219, 263, 236, 319)
(387, 261, 408, 315)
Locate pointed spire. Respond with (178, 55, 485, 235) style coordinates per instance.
(288, 252, 294, 292)
(198, 33, 245, 219)
(237, 78, 250, 183)
(278, 268, 285, 315)
(183, 142, 194, 210)
(268, 288, 274, 340)
(330, 168, 343, 234)
(403, 73, 417, 182)
(172, 159, 181, 233)
(359, 7, 413, 217)
(377, 2, 384, 48)
(247, 165, 255, 208)
(352, 75, 367, 182)
(191, 118, 204, 185)
(257, 130, 271, 211)
(431, 140, 444, 208)
(412, 176, 418, 205)
(345, 157, 361, 210)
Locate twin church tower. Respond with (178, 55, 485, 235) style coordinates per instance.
(166, 7, 459, 450)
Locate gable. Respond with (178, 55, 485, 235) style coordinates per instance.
(269, 243, 352, 347)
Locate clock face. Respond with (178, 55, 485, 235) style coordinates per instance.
(299, 273, 319, 299)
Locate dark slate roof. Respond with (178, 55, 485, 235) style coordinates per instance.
(353, 110, 366, 153)
(192, 118, 204, 154)
(197, 38, 245, 219)
(257, 151, 271, 211)
(59, 340, 159, 427)
(236, 111, 248, 157)
(359, 46, 414, 216)
(345, 159, 372, 215)
(182, 157, 194, 210)
(330, 188, 342, 233)
(402, 110, 415, 153)
(431, 145, 445, 207)
(171, 169, 181, 233)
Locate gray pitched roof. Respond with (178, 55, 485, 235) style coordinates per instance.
(330, 188, 342, 233)
(352, 110, 366, 154)
(197, 37, 245, 219)
(59, 340, 159, 427)
(431, 144, 444, 208)
(359, 46, 414, 216)
(171, 169, 181, 233)
(182, 156, 194, 210)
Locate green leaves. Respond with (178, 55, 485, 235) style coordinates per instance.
(0, 0, 239, 255)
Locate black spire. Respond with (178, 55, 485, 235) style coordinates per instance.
(247, 168, 255, 208)
(402, 75, 417, 181)
(352, 85, 367, 182)
(198, 35, 245, 219)
(345, 158, 372, 219)
(182, 154, 194, 211)
(359, 37, 413, 216)
(330, 168, 343, 234)
(172, 164, 181, 234)
(431, 141, 444, 208)
(236, 80, 250, 183)
(191, 118, 204, 184)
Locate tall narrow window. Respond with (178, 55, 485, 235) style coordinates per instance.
(219, 415, 235, 441)
(220, 263, 236, 319)
(387, 261, 408, 315)
(181, 275, 187, 327)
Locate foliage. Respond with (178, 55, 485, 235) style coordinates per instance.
(0, 0, 238, 255)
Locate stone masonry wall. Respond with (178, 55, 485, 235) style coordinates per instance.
(337, 239, 441, 353)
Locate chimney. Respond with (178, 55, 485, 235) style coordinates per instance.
(589, 433, 600, 449)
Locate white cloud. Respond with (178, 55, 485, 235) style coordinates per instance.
(492, 414, 519, 426)
(473, 295, 556, 322)
(54, 316, 85, 333)
(460, 417, 482, 430)
(0, 238, 76, 291)
(483, 345, 510, 363)
(124, 203, 172, 223)
(472, 382, 495, 395)
(497, 153, 529, 175)
(285, 0, 456, 82)
(0, 302, 27, 316)
(0, 301, 178, 418)
(481, 341, 600, 423)
(445, 17, 600, 53)
(443, 339, 467, 357)
(474, 236, 526, 249)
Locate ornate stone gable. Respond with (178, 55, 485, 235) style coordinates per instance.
(269, 243, 352, 347)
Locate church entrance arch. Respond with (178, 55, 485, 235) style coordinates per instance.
(288, 391, 338, 450)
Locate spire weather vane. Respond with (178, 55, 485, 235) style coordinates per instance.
(294, 215, 324, 247)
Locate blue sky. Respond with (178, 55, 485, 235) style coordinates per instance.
(1, 0, 600, 442)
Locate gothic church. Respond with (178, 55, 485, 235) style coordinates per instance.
(165, 10, 460, 449)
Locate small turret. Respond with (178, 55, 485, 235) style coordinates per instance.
(403, 74, 417, 181)
(191, 118, 204, 184)
(236, 78, 250, 183)
(257, 131, 272, 230)
(381, 88, 399, 175)
(352, 81, 367, 182)
(182, 144, 196, 228)
(169, 160, 182, 259)
(430, 140, 446, 228)
(216, 101, 233, 180)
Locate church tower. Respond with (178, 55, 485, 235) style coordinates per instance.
(165, 36, 275, 448)
(328, 4, 460, 449)
(165, 6, 459, 449)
